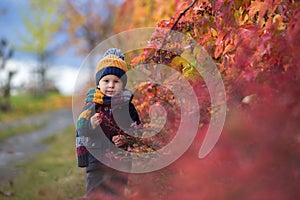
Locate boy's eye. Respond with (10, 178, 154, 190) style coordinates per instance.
(114, 80, 119, 83)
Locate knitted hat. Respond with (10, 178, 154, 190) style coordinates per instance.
(103, 48, 125, 60)
(95, 48, 128, 86)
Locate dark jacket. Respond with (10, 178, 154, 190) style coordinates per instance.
(76, 88, 140, 172)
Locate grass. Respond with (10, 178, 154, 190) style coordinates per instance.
(1, 126, 86, 200)
(0, 92, 72, 123)
(0, 91, 72, 142)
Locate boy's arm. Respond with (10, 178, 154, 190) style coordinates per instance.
(129, 103, 141, 125)
(76, 102, 97, 167)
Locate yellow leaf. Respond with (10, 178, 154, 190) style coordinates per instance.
(169, 56, 189, 72)
(211, 28, 217, 37)
(243, 13, 249, 23)
(273, 14, 286, 31)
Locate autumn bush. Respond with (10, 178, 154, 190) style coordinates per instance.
(117, 0, 300, 199)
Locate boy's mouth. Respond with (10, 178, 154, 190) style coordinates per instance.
(106, 91, 115, 95)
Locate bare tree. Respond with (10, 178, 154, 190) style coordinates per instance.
(0, 38, 15, 111)
(17, 0, 63, 96)
(61, 0, 120, 54)
(59, 0, 121, 88)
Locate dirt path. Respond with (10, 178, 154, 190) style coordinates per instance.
(0, 109, 73, 187)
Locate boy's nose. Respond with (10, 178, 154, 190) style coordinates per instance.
(108, 82, 115, 88)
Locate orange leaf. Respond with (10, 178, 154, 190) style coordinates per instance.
(130, 56, 144, 67)
(223, 43, 235, 55)
(214, 44, 223, 58)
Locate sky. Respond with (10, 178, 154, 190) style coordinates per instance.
(0, 0, 83, 66)
(0, 0, 84, 95)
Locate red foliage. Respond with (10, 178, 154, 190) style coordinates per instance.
(125, 0, 300, 199)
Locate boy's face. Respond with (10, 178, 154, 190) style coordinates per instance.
(98, 74, 123, 96)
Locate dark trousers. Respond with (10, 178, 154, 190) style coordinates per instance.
(85, 168, 128, 199)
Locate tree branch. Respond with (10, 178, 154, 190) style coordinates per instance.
(170, 0, 198, 31)
(143, 0, 199, 63)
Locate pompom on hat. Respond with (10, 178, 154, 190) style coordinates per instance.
(95, 48, 128, 86)
(103, 48, 125, 60)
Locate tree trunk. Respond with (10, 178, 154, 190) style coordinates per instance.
(1, 70, 16, 111)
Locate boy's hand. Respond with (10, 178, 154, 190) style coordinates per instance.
(112, 135, 127, 147)
(90, 113, 102, 129)
(130, 122, 142, 127)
